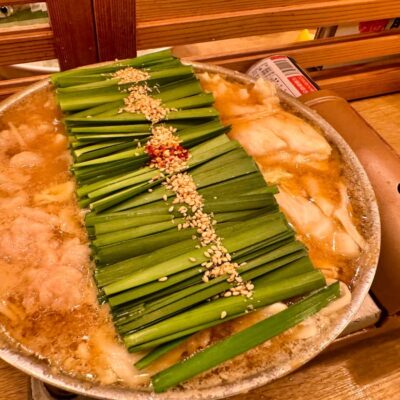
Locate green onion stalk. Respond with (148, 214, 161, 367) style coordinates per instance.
(151, 282, 340, 392)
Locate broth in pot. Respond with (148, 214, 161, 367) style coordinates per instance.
(0, 70, 371, 392)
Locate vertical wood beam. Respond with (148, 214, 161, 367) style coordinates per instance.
(92, 0, 137, 61)
(46, 0, 98, 70)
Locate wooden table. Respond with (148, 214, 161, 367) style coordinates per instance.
(0, 92, 399, 400)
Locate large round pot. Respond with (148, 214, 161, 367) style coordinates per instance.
(0, 62, 380, 399)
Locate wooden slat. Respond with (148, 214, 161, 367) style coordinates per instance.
(46, 0, 98, 70)
(314, 65, 400, 100)
(173, 31, 305, 59)
(0, 0, 37, 4)
(93, 0, 137, 61)
(136, 0, 316, 22)
(136, 0, 400, 49)
(0, 74, 48, 101)
(311, 53, 400, 79)
(180, 31, 400, 71)
(0, 23, 49, 33)
(0, 26, 55, 66)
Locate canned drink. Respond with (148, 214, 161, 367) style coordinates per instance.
(247, 55, 319, 97)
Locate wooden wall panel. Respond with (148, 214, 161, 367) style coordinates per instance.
(93, 0, 137, 61)
(46, 0, 98, 70)
(136, 0, 400, 49)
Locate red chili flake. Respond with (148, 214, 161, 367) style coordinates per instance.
(145, 143, 189, 162)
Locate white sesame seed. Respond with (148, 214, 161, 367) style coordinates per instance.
(221, 311, 227, 319)
(143, 127, 250, 296)
(158, 276, 168, 282)
(246, 283, 254, 290)
(112, 67, 150, 84)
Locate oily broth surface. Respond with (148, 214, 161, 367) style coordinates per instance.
(0, 89, 145, 388)
(271, 104, 367, 286)
(199, 73, 366, 286)
(268, 148, 357, 284)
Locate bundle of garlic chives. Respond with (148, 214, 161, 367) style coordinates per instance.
(52, 49, 337, 391)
